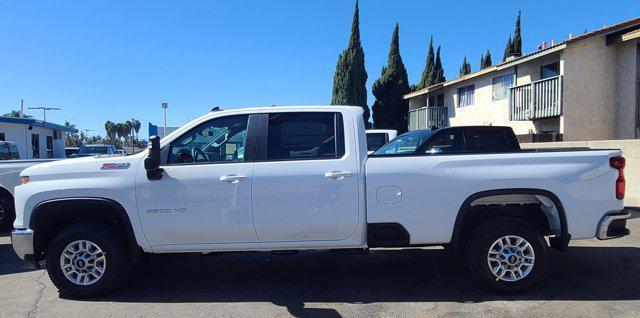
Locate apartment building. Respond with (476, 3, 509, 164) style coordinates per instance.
(404, 17, 640, 141)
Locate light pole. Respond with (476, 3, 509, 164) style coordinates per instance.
(28, 107, 61, 123)
(161, 102, 168, 138)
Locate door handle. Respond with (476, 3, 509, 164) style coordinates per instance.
(324, 171, 352, 180)
(219, 174, 247, 184)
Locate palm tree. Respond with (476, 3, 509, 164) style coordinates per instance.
(124, 120, 133, 146)
(104, 121, 116, 140)
(131, 119, 141, 140)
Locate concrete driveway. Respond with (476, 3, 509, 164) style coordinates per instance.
(1, 219, 640, 318)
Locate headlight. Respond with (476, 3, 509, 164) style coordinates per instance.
(20, 176, 30, 184)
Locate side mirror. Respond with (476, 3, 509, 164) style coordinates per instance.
(144, 136, 164, 180)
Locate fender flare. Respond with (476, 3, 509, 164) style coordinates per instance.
(450, 188, 570, 251)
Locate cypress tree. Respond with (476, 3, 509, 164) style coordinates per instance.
(434, 46, 445, 83)
(503, 35, 513, 61)
(418, 36, 435, 89)
(459, 56, 471, 76)
(480, 54, 484, 69)
(332, 0, 370, 127)
(372, 23, 410, 133)
(513, 11, 522, 56)
(482, 49, 492, 69)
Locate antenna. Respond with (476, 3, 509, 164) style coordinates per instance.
(28, 107, 61, 122)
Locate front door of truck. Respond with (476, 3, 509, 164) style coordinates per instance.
(251, 111, 360, 242)
(136, 114, 259, 246)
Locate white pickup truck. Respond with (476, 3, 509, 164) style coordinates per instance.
(11, 106, 631, 296)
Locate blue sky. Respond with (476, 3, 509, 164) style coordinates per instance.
(1, 0, 638, 138)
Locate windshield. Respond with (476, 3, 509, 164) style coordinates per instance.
(80, 146, 110, 154)
(373, 130, 434, 155)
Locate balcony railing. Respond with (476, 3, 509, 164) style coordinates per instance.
(510, 75, 562, 121)
(408, 106, 448, 131)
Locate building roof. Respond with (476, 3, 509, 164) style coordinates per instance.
(0, 116, 78, 133)
(404, 16, 640, 100)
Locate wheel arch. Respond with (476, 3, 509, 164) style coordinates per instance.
(29, 197, 141, 260)
(450, 188, 570, 252)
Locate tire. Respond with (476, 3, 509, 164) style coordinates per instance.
(46, 222, 130, 297)
(467, 217, 548, 293)
(0, 195, 15, 230)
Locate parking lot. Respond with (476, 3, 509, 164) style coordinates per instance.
(0, 218, 639, 318)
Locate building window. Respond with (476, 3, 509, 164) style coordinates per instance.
(541, 62, 559, 79)
(0, 133, 5, 141)
(54, 130, 62, 140)
(46, 136, 53, 158)
(457, 85, 475, 107)
(492, 73, 515, 101)
(31, 134, 40, 158)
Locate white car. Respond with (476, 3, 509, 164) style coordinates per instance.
(11, 105, 630, 296)
(366, 129, 397, 154)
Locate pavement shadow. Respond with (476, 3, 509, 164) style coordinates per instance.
(67, 245, 640, 315)
(0, 241, 37, 276)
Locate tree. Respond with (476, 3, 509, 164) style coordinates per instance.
(104, 121, 116, 140)
(418, 36, 435, 89)
(434, 46, 445, 83)
(459, 56, 471, 76)
(371, 23, 410, 133)
(131, 119, 141, 140)
(503, 35, 513, 61)
(331, 0, 370, 128)
(481, 49, 492, 69)
(512, 11, 522, 56)
(64, 121, 83, 147)
(124, 120, 133, 146)
(3, 110, 32, 118)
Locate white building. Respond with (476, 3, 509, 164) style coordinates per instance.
(0, 117, 78, 159)
(404, 17, 640, 142)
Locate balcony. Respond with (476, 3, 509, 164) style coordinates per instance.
(408, 106, 448, 131)
(510, 75, 562, 121)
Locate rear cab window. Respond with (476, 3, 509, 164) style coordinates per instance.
(366, 133, 389, 152)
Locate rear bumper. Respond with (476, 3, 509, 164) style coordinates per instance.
(11, 229, 34, 261)
(597, 210, 631, 240)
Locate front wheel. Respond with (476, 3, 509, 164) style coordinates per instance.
(46, 223, 130, 297)
(0, 195, 16, 230)
(468, 217, 548, 293)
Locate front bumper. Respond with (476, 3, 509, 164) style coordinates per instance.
(597, 210, 631, 240)
(11, 229, 34, 261)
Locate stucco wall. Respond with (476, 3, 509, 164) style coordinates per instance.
(562, 35, 623, 141)
(0, 122, 66, 159)
(522, 139, 640, 206)
(614, 40, 638, 139)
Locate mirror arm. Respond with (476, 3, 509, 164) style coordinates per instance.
(147, 167, 164, 180)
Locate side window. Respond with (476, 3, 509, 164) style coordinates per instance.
(167, 115, 249, 164)
(422, 130, 464, 154)
(467, 129, 510, 152)
(267, 112, 344, 160)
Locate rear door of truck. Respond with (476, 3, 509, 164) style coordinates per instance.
(251, 110, 361, 242)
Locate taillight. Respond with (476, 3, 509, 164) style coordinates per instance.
(610, 156, 626, 200)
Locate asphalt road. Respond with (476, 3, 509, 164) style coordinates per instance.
(1, 219, 640, 318)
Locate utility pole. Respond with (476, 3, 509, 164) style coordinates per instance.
(161, 102, 168, 138)
(28, 107, 61, 123)
(20, 99, 24, 118)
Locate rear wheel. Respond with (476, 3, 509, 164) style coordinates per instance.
(468, 217, 548, 293)
(46, 223, 130, 297)
(0, 195, 15, 230)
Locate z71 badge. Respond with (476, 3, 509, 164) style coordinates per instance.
(101, 163, 131, 170)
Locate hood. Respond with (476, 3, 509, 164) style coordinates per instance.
(21, 152, 146, 180)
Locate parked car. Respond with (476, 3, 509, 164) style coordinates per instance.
(65, 147, 79, 158)
(11, 105, 631, 296)
(71, 144, 118, 157)
(0, 141, 20, 160)
(374, 126, 520, 155)
(365, 129, 397, 154)
(116, 149, 127, 156)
